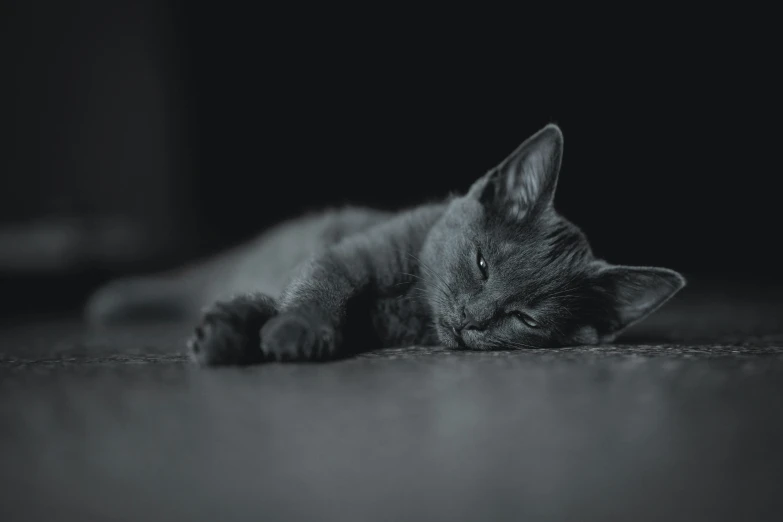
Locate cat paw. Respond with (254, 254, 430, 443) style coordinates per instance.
(188, 294, 278, 366)
(259, 308, 341, 361)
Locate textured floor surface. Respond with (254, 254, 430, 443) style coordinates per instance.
(1, 280, 783, 521)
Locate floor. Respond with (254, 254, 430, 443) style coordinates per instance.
(1, 279, 782, 521)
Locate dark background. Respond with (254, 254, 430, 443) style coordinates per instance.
(1, 1, 779, 317)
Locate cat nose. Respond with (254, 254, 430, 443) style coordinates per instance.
(458, 307, 483, 331)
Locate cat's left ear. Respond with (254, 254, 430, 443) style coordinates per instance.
(469, 124, 563, 219)
(593, 265, 687, 340)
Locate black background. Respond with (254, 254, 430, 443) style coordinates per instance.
(1, 1, 780, 316)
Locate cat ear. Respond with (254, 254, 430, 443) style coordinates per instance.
(593, 265, 686, 340)
(470, 124, 563, 219)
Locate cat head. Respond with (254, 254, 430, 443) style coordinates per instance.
(420, 124, 685, 349)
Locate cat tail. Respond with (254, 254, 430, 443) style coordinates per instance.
(85, 273, 205, 325)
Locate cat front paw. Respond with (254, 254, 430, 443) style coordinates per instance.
(260, 308, 341, 361)
(188, 293, 278, 366)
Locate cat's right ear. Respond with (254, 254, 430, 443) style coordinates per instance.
(468, 124, 564, 220)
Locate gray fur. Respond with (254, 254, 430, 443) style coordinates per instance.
(86, 124, 686, 365)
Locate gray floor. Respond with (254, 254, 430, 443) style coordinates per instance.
(1, 280, 783, 521)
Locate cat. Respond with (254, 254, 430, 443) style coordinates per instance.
(86, 124, 685, 365)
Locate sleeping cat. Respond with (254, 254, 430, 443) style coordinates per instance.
(86, 124, 685, 365)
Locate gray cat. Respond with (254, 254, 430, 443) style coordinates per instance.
(86, 124, 685, 365)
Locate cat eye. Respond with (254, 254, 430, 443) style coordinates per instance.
(476, 250, 488, 279)
(510, 311, 539, 328)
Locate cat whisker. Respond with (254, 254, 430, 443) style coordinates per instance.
(397, 271, 452, 303)
(421, 280, 454, 307)
(545, 286, 581, 299)
(408, 253, 457, 297)
(488, 335, 544, 350)
(394, 250, 457, 309)
(399, 285, 450, 311)
(395, 272, 453, 308)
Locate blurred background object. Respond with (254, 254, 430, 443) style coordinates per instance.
(1, 0, 190, 315)
(1, 1, 779, 318)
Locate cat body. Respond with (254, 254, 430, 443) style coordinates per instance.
(87, 206, 395, 322)
(87, 125, 686, 365)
